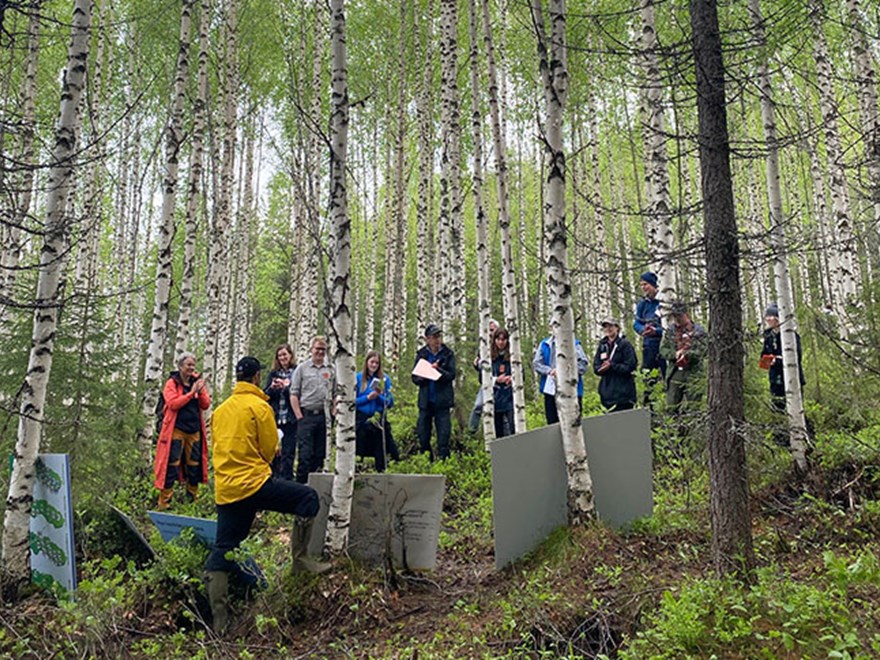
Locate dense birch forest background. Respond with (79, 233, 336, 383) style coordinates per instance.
(2, 0, 880, 655)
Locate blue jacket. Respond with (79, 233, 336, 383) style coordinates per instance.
(634, 297, 663, 347)
(355, 372, 394, 417)
(532, 336, 588, 398)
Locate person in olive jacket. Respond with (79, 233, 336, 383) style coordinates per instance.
(592, 317, 638, 412)
(411, 324, 456, 460)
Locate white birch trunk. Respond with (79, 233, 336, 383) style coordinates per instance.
(468, 0, 496, 444)
(2, 0, 91, 586)
(137, 0, 194, 452)
(416, 3, 435, 334)
(750, 0, 809, 473)
(481, 0, 525, 432)
(847, 0, 880, 262)
(1, 4, 40, 322)
(326, 0, 356, 555)
(205, 0, 237, 389)
(811, 1, 859, 316)
(234, 129, 255, 361)
(533, 0, 594, 523)
(175, 0, 209, 360)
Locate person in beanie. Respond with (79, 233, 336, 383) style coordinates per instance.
(761, 303, 806, 438)
(204, 356, 327, 635)
(633, 272, 666, 404)
(593, 317, 638, 412)
(412, 324, 456, 459)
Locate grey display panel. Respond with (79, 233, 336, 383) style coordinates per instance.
(308, 473, 445, 570)
(491, 409, 652, 569)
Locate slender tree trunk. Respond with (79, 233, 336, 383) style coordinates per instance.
(137, 0, 194, 452)
(205, 0, 237, 389)
(415, 0, 436, 336)
(1, 3, 41, 322)
(749, 0, 809, 473)
(2, 0, 91, 590)
(533, 0, 594, 523)
(482, 0, 526, 432)
(234, 127, 255, 360)
(176, 0, 209, 359)
(640, 0, 677, 300)
(326, 0, 355, 555)
(468, 0, 496, 444)
(811, 0, 859, 318)
(847, 0, 880, 265)
(690, 0, 754, 578)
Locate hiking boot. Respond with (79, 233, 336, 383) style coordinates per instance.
(157, 488, 174, 510)
(290, 517, 331, 574)
(205, 571, 229, 634)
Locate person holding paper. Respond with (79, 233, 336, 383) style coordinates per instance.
(660, 301, 707, 412)
(490, 327, 516, 437)
(412, 324, 456, 460)
(355, 351, 400, 472)
(533, 324, 589, 424)
(263, 343, 297, 480)
(593, 317, 638, 412)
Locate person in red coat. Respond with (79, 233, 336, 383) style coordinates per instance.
(154, 352, 211, 509)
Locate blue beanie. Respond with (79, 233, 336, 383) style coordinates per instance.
(640, 272, 659, 288)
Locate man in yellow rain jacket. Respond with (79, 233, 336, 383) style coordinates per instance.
(204, 356, 327, 634)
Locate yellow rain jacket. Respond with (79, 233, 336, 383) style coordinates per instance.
(211, 381, 279, 504)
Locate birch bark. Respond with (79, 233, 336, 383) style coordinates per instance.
(325, 0, 356, 555)
(469, 0, 496, 444)
(482, 0, 526, 432)
(2, 0, 91, 588)
(138, 0, 194, 452)
(750, 0, 809, 473)
(532, 0, 594, 523)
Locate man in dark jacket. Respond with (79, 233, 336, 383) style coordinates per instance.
(593, 317, 638, 412)
(412, 324, 456, 460)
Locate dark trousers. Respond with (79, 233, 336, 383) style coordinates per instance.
(543, 394, 582, 425)
(417, 403, 451, 460)
(204, 477, 319, 575)
(641, 344, 667, 405)
(494, 409, 515, 438)
(355, 412, 400, 472)
(295, 412, 326, 484)
(271, 419, 298, 481)
(164, 429, 202, 489)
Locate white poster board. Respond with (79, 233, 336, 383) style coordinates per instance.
(308, 473, 445, 570)
(30, 454, 76, 593)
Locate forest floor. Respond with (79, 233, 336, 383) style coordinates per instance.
(3, 444, 880, 658)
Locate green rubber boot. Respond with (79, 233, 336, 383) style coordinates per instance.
(290, 517, 331, 574)
(205, 571, 229, 634)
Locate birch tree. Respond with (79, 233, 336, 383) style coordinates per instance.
(810, 0, 859, 319)
(749, 0, 809, 473)
(2, 0, 91, 589)
(482, 0, 526, 432)
(690, 0, 754, 577)
(137, 0, 195, 452)
(532, 0, 594, 523)
(325, 0, 356, 555)
(640, 0, 676, 300)
(175, 0, 209, 360)
(468, 0, 495, 443)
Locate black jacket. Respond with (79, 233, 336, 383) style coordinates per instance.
(412, 344, 456, 409)
(263, 368, 295, 419)
(592, 335, 638, 410)
(762, 329, 805, 392)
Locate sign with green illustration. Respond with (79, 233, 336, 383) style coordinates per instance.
(30, 454, 76, 593)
